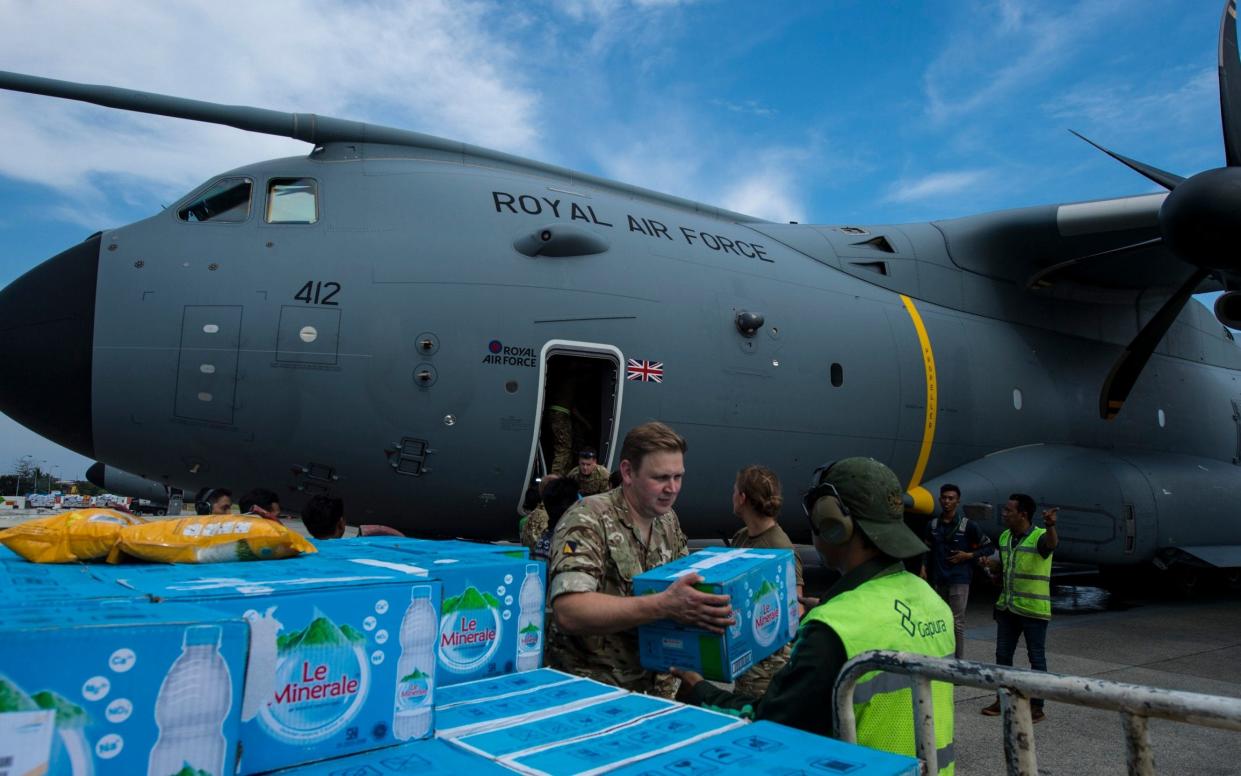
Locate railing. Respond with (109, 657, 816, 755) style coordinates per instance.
(833, 650, 1241, 775)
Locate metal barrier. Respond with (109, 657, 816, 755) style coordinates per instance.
(833, 650, 1241, 776)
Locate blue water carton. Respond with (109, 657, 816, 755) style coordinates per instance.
(434, 670, 625, 738)
(608, 720, 920, 775)
(402, 552, 546, 685)
(491, 704, 744, 774)
(312, 536, 528, 560)
(324, 550, 545, 686)
(266, 738, 512, 774)
(449, 691, 678, 759)
(633, 546, 798, 681)
(0, 600, 246, 776)
(0, 562, 149, 605)
(95, 556, 443, 774)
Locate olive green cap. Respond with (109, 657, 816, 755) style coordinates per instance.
(818, 457, 927, 559)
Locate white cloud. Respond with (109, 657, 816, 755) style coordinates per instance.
(922, 0, 1126, 124)
(0, 0, 542, 225)
(884, 170, 991, 204)
(1046, 67, 1216, 136)
(712, 99, 777, 118)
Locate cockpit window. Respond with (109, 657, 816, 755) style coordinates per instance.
(177, 177, 253, 222)
(266, 178, 319, 224)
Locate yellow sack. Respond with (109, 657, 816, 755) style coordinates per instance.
(108, 515, 317, 564)
(0, 509, 147, 563)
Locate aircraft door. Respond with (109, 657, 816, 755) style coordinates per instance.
(175, 306, 243, 425)
(520, 342, 623, 513)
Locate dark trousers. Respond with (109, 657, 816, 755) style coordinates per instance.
(994, 608, 1049, 709)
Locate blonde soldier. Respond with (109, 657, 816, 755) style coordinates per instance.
(546, 422, 733, 697)
(567, 448, 611, 496)
(728, 465, 803, 697)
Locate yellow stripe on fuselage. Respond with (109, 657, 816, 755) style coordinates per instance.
(899, 294, 937, 492)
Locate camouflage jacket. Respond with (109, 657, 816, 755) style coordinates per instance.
(520, 504, 549, 552)
(546, 486, 687, 696)
(567, 464, 612, 496)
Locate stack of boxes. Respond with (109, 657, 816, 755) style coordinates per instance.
(1, 537, 917, 774)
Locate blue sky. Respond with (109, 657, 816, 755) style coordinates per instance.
(0, 0, 1227, 482)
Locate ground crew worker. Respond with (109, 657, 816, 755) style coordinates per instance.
(673, 458, 955, 773)
(546, 421, 733, 697)
(728, 464, 803, 697)
(567, 448, 610, 495)
(919, 483, 991, 659)
(980, 493, 1058, 722)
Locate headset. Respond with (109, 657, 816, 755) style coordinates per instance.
(802, 461, 854, 545)
(195, 487, 223, 515)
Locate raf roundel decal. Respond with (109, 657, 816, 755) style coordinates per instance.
(489, 340, 503, 354)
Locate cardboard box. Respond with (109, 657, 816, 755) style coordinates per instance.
(607, 720, 920, 775)
(0, 561, 148, 605)
(450, 692, 677, 760)
(267, 738, 513, 774)
(87, 556, 443, 774)
(434, 675, 624, 739)
(312, 536, 528, 560)
(633, 547, 799, 681)
(498, 705, 744, 775)
(0, 600, 246, 776)
(312, 549, 546, 686)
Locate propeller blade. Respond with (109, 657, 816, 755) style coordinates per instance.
(1099, 267, 1211, 419)
(1069, 130, 1185, 191)
(1219, 0, 1241, 166)
(1026, 237, 1164, 289)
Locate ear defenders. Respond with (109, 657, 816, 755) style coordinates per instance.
(803, 461, 854, 545)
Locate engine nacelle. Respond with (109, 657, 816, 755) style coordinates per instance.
(1213, 290, 1241, 329)
(914, 445, 1241, 566)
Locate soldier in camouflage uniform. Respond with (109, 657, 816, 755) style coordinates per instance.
(547, 421, 733, 697)
(728, 464, 803, 698)
(566, 449, 611, 496)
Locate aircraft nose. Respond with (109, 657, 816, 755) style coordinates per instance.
(0, 233, 99, 457)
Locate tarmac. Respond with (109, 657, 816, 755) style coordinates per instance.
(947, 580, 1241, 775)
(3, 508, 1239, 773)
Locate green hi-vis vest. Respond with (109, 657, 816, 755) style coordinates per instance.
(806, 570, 955, 775)
(997, 527, 1052, 620)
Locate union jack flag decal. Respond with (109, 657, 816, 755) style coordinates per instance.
(626, 358, 664, 383)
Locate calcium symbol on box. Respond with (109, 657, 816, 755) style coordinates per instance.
(148, 625, 232, 776)
(393, 585, 436, 740)
(516, 564, 543, 671)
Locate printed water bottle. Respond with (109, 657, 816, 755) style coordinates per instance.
(148, 625, 232, 776)
(786, 555, 800, 640)
(393, 585, 436, 740)
(516, 563, 544, 671)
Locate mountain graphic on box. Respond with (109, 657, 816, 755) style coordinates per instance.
(277, 617, 366, 651)
(751, 580, 779, 603)
(442, 586, 500, 614)
(519, 623, 539, 635)
(33, 689, 88, 728)
(400, 669, 429, 682)
(0, 675, 36, 712)
(171, 764, 213, 776)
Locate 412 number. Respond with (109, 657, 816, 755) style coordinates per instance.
(294, 281, 340, 305)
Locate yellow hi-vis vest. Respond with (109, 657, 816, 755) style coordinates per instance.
(805, 569, 955, 775)
(997, 527, 1052, 620)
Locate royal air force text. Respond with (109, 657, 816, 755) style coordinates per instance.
(492, 191, 772, 263)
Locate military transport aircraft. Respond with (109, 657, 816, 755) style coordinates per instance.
(2, 4, 1241, 580)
